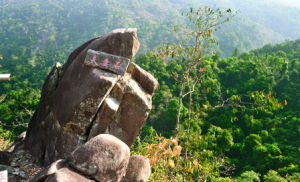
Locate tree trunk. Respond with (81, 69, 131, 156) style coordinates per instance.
(185, 89, 192, 159)
(175, 82, 185, 136)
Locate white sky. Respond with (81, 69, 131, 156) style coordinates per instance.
(267, 0, 300, 8)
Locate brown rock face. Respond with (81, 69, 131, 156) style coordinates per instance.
(122, 155, 151, 182)
(88, 63, 158, 146)
(68, 134, 130, 182)
(24, 28, 157, 165)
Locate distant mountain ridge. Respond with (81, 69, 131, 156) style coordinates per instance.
(0, 0, 299, 56)
(1, 0, 300, 93)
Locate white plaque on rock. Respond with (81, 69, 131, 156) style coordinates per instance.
(84, 49, 130, 76)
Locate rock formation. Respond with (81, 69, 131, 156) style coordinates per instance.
(24, 28, 158, 166)
(30, 134, 150, 182)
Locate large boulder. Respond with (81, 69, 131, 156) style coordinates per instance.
(67, 134, 130, 182)
(24, 28, 158, 165)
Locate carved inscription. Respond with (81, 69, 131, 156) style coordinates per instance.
(84, 49, 130, 76)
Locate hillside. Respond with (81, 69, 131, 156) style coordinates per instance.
(1, 0, 300, 94)
(132, 39, 300, 181)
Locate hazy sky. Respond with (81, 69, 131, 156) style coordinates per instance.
(268, 0, 300, 8)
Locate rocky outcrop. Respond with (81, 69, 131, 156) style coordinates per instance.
(30, 134, 150, 182)
(24, 28, 158, 165)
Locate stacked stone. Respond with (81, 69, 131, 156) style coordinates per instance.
(22, 28, 157, 182)
(30, 134, 150, 182)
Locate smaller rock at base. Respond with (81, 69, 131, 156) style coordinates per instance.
(122, 155, 151, 182)
(44, 168, 94, 182)
(68, 134, 130, 182)
(30, 159, 66, 182)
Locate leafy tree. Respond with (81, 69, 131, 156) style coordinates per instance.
(286, 173, 300, 182)
(232, 48, 240, 57)
(158, 6, 234, 135)
(0, 88, 40, 138)
(235, 171, 260, 182)
(263, 170, 287, 182)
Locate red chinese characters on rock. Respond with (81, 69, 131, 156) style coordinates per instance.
(90, 55, 98, 66)
(113, 61, 121, 70)
(101, 58, 109, 67)
(84, 49, 130, 76)
(90, 54, 120, 70)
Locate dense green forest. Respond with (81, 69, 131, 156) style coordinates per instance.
(1, 0, 300, 181)
(1, 0, 300, 93)
(132, 39, 300, 181)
